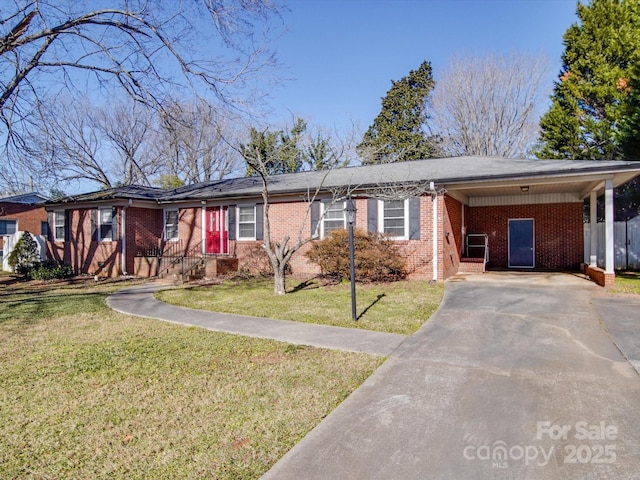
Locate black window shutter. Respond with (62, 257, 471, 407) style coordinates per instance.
(255, 203, 264, 240)
(90, 209, 97, 242)
(367, 198, 378, 233)
(64, 210, 71, 242)
(409, 197, 420, 240)
(228, 205, 236, 240)
(310, 201, 320, 236)
(47, 211, 53, 241)
(112, 207, 118, 241)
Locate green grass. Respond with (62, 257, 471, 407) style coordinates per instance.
(156, 278, 445, 335)
(609, 271, 640, 295)
(0, 276, 381, 479)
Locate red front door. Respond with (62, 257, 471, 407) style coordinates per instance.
(206, 206, 228, 254)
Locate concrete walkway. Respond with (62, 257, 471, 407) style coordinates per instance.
(106, 283, 407, 357)
(108, 273, 640, 479)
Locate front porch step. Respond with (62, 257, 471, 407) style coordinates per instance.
(459, 257, 486, 274)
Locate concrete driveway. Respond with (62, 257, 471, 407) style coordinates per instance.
(262, 272, 640, 480)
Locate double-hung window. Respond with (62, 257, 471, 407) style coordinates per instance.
(322, 202, 345, 237)
(99, 207, 114, 241)
(0, 219, 17, 235)
(164, 210, 179, 241)
(53, 210, 65, 241)
(237, 206, 256, 240)
(381, 199, 408, 239)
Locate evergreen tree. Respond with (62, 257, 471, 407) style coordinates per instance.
(357, 61, 440, 164)
(618, 60, 640, 160)
(536, 0, 640, 160)
(242, 118, 307, 176)
(8, 231, 40, 276)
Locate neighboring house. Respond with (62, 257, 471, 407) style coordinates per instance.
(0, 192, 49, 259)
(44, 157, 640, 286)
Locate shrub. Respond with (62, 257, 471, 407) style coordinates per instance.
(30, 261, 74, 281)
(238, 243, 273, 277)
(237, 243, 291, 278)
(7, 231, 40, 276)
(306, 228, 406, 282)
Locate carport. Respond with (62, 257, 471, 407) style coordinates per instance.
(442, 158, 640, 285)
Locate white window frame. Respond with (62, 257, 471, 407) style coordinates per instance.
(98, 207, 114, 242)
(0, 219, 17, 236)
(321, 201, 346, 238)
(164, 209, 179, 241)
(53, 210, 65, 242)
(378, 199, 409, 239)
(237, 205, 256, 240)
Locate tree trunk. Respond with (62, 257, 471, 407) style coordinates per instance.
(273, 267, 286, 295)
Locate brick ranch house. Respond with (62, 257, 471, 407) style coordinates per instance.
(1, 192, 49, 258)
(44, 156, 640, 286)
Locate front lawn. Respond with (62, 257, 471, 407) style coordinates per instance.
(0, 277, 381, 479)
(155, 278, 445, 335)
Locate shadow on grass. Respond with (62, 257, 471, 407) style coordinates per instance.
(616, 271, 640, 280)
(357, 293, 386, 321)
(288, 278, 322, 293)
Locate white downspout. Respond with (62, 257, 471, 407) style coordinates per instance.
(432, 194, 439, 281)
(121, 199, 132, 275)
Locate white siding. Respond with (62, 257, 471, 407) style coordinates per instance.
(470, 193, 581, 207)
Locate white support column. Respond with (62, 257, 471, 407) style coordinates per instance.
(604, 178, 614, 274)
(590, 190, 597, 266)
(432, 195, 439, 281)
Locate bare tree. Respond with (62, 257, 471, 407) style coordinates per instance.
(31, 97, 161, 189)
(429, 52, 550, 158)
(157, 99, 244, 185)
(33, 98, 111, 188)
(237, 122, 354, 295)
(98, 101, 161, 187)
(0, 0, 283, 191)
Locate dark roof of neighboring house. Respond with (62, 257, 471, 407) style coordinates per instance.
(0, 192, 49, 204)
(158, 156, 640, 201)
(49, 156, 640, 205)
(51, 185, 166, 203)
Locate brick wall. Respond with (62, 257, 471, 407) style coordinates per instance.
(583, 264, 615, 287)
(49, 207, 122, 277)
(44, 198, 586, 281)
(126, 207, 163, 274)
(257, 200, 318, 276)
(442, 195, 463, 280)
(230, 197, 439, 280)
(466, 203, 584, 271)
(0, 202, 47, 250)
(178, 207, 202, 254)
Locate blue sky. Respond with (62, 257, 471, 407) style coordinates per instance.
(267, 0, 579, 133)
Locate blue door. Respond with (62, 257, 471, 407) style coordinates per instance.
(508, 219, 535, 268)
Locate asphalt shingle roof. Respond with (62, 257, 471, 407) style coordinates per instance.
(158, 156, 640, 202)
(48, 156, 640, 205)
(0, 192, 49, 204)
(52, 185, 166, 203)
